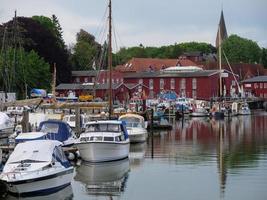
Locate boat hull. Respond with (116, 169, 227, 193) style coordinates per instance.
(3, 168, 73, 196)
(127, 128, 147, 143)
(0, 127, 14, 139)
(190, 112, 209, 117)
(238, 110, 251, 115)
(77, 141, 129, 162)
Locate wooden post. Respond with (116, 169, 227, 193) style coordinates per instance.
(75, 107, 81, 136)
(150, 109, 154, 159)
(21, 111, 29, 133)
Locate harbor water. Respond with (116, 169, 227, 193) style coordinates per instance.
(1, 111, 267, 200)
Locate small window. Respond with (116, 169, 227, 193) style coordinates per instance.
(90, 136, 103, 141)
(149, 79, 153, 90)
(104, 137, 114, 141)
(120, 134, 125, 141)
(160, 79, 164, 90)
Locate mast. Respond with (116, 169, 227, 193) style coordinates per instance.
(52, 63, 57, 98)
(218, 24, 222, 98)
(108, 0, 113, 118)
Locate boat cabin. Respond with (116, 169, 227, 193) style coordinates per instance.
(80, 121, 129, 143)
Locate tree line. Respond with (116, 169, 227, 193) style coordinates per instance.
(0, 15, 266, 99)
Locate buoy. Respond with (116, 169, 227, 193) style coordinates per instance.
(67, 152, 75, 161)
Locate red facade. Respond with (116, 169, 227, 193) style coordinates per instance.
(242, 80, 267, 99)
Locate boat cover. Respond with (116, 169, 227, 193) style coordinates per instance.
(6, 140, 62, 164)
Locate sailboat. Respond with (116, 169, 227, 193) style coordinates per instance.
(210, 20, 225, 119)
(76, 0, 130, 162)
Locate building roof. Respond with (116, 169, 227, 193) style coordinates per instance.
(124, 70, 220, 78)
(56, 83, 83, 90)
(115, 57, 197, 73)
(56, 83, 123, 90)
(242, 76, 267, 83)
(198, 61, 267, 80)
(72, 70, 98, 77)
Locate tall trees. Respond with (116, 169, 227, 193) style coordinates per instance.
(0, 15, 71, 99)
(0, 48, 50, 99)
(71, 29, 101, 70)
(21, 16, 71, 84)
(261, 48, 267, 68)
(114, 42, 215, 65)
(222, 35, 262, 64)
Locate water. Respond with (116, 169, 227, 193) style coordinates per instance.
(2, 112, 267, 200)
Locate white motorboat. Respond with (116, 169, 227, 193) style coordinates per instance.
(76, 120, 130, 162)
(0, 112, 14, 138)
(74, 158, 129, 196)
(238, 102, 251, 115)
(119, 113, 148, 143)
(14, 120, 77, 147)
(0, 140, 73, 196)
(190, 106, 209, 117)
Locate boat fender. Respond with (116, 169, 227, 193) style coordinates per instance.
(67, 152, 75, 161)
(75, 150, 81, 158)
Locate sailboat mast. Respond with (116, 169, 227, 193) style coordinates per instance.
(218, 25, 222, 98)
(52, 63, 56, 98)
(108, 0, 113, 118)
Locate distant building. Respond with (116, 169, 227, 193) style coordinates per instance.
(56, 58, 239, 102)
(123, 68, 238, 100)
(242, 76, 267, 99)
(115, 57, 197, 73)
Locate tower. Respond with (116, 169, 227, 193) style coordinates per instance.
(216, 10, 228, 48)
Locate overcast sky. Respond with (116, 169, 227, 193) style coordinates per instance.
(1, 0, 267, 50)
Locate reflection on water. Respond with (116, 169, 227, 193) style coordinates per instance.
(1, 113, 267, 200)
(144, 113, 267, 200)
(129, 143, 147, 168)
(74, 158, 130, 197)
(4, 185, 73, 200)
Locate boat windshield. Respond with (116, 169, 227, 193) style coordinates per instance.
(40, 123, 59, 133)
(69, 116, 76, 122)
(121, 117, 143, 128)
(86, 123, 121, 132)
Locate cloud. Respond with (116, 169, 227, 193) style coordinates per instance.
(1, 0, 266, 48)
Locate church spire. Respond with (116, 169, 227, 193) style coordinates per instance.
(216, 10, 228, 48)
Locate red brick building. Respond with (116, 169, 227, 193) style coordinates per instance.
(56, 58, 239, 102)
(123, 68, 237, 100)
(242, 76, 267, 99)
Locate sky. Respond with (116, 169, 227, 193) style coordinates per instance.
(1, 0, 267, 50)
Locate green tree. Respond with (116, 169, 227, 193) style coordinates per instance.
(51, 14, 64, 47)
(222, 35, 262, 64)
(32, 15, 65, 48)
(71, 29, 101, 70)
(0, 48, 51, 99)
(114, 41, 215, 65)
(261, 48, 267, 68)
(179, 42, 216, 54)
